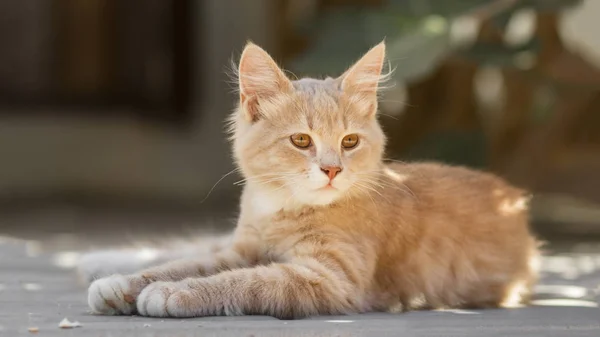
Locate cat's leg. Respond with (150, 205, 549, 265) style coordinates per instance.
(135, 245, 368, 318)
(88, 246, 258, 315)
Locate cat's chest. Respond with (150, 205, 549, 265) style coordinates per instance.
(238, 185, 361, 251)
(246, 190, 285, 218)
(240, 201, 324, 253)
(235, 213, 307, 262)
(240, 185, 309, 224)
(243, 207, 317, 240)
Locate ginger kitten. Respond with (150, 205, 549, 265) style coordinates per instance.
(85, 41, 540, 318)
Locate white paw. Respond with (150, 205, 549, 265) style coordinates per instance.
(137, 281, 199, 317)
(87, 275, 139, 315)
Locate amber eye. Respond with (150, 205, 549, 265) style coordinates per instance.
(290, 133, 312, 149)
(341, 134, 359, 149)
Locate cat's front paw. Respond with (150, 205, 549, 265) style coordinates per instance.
(88, 274, 148, 315)
(136, 281, 201, 317)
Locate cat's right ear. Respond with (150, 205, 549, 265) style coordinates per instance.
(337, 41, 387, 118)
(238, 42, 292, 122)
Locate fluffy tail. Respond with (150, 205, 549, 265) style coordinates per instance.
(76, 234, 231, 284)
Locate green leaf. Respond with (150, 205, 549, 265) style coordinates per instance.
(401, 130, 488, 169)
(521, 0, 583, 11)
(289, 11, 451, 82)
(457, 39, 541, 68)
(288, 0, 584, 79)
(386, 0, 493, 18)
(386, 16, 451, 82)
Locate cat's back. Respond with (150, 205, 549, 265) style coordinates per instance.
(387, 161, 523, 191)
(382, 161, 529, 214)
(372, 161, 534, 267)
(367, 162, 539, 310)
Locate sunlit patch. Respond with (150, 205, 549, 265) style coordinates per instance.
(498, 196, 528, 216)
(437, 309, 480, 315)
(531, 299, 598, 308)
(474, 67, 505, 109)
(542, 256, 577, 278)
(383, 167, 409, 183)
(0, 235, 24, 245)
(409, 293, 427, 310)
(576, 255, 596, 274)
(423, 15, 448, 35)
(136, 248, 159, 262)
(502, 281, 527, 308)
(26, 241, 42, 257)
(58, 317, 82, 329)
(534, 285, 588, 299)
(325, 320, 354, 323)
(528, 253, 541, 276)
(541, 254, 600, 280)
(52, 252, 81, 269)
(492, 189, 505, 197)
(504, 9, 536, 46)
(449, 15, 479, 47)
(22, 283, 42, 291)
(387, 301, 404, 313)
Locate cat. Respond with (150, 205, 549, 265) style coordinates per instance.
(83, 41, 541, 318)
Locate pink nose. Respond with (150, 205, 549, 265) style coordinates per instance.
(320, 166, 342, 180)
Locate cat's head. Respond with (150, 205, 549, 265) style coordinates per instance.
(229, 41, 388, 207)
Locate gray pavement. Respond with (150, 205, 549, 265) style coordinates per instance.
(2, 232, 600, 336)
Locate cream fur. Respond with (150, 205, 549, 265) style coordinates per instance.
(85, 41, 540, 318)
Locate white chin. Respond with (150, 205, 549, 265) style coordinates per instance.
(296, 188, 342, 206)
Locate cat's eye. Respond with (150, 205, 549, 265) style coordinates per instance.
(290, 133, 312, 149)
(341, 134, 359, 149)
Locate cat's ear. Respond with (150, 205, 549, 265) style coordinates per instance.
(338, 41, 386, 116)
(340, 41, 386, 94)
(238, 42, 292, 122)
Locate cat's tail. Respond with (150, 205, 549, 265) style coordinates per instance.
(75, 234, 231, 285)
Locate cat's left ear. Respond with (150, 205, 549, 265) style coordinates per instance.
(238, 42, 293, 122)
(338, 41, 386, 117)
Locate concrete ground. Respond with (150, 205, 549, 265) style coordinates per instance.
(1, 207, 600, 337)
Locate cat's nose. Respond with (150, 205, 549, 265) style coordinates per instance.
(320, 166, 342, 180)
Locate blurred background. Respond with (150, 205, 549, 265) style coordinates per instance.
(0, 0, 599, 251)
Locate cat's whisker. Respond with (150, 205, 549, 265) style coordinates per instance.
(234, 179, 283, 187)
(353, 181, 383, 197)
(233, 172, 299, 186)
(351, 182, 386, 213)
(269, 179, 299, 194)
(382, 158, 408, 164)
(362, 186, 379, 213)
(353, 171, 419, 201)
(378, 113, 399, 121)
(283, 184, 301, 206)
(362, 176, 417, 200)
(201, 167, 241, 203)
(243, 174, 302, 185)
(356, 178, 386, 191)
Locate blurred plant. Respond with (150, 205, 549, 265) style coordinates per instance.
(288, 0, 600, 216)
(290, 0, 582, 82)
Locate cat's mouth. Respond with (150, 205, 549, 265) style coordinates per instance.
(318, 184, 338, 191)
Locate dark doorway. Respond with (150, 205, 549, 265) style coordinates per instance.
(0, 0, 193, 124)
